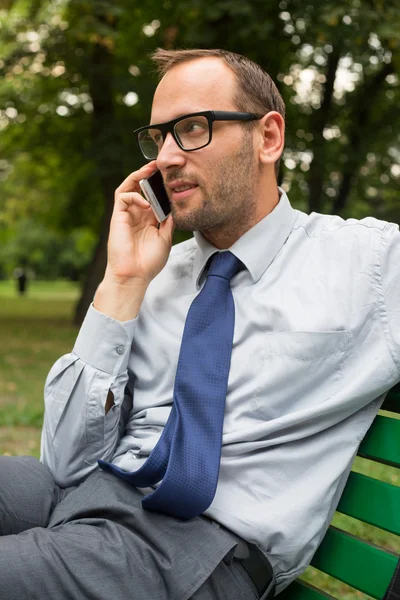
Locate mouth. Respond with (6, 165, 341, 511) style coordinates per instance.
(168, 181, 199, 202)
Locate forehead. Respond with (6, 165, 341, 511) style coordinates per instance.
(150, 57, 238, 124)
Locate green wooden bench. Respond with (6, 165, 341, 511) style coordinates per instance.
(280, 382, 400, 599)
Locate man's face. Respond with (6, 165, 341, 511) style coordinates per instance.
(151, 58, 260, 235)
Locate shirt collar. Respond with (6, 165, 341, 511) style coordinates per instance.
(193, 188, 295, 289)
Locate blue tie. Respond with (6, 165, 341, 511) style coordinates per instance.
(99, 251, 244, 520)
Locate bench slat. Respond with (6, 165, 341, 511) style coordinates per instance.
(310, 527, 398, 598)
(337, 471, 400, 535)
(282, 389, 400, 599)
(358, 415, 400, 467)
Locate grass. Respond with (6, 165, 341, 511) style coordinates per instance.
(0, 279, 398, 598)
(0, 280, 79, 456)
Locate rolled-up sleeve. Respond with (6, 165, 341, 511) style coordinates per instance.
(380, 223, 400, 373)
(40, 304, 137, 487)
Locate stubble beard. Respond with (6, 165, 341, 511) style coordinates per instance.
(169, 131, 258, 234)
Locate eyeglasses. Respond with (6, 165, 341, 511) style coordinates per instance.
(134, 111, 261, 160)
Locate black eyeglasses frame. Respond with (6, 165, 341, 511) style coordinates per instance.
(133, 110, 262, 159)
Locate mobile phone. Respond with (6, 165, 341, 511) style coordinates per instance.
(139, 170, 171, 223)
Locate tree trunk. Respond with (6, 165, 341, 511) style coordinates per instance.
(307, 44, 342, 214)
(73, 40, 124, 325)
(332, 60, 394, 215)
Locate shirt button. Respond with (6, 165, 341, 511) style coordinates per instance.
(116, 345, 125, 355)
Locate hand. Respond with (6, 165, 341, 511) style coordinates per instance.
(105, 161, 175, 286)
(93, 163, 175, 321)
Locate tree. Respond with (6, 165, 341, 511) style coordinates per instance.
(1, 0, 399, 323)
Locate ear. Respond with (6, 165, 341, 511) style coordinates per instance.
(257, 111, 285, 169)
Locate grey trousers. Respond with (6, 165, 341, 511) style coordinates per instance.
(0, 456, 259, 600)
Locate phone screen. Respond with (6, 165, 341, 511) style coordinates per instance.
(147, 170, 171, 216)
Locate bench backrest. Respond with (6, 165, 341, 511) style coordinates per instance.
(281, 383, 400, 600)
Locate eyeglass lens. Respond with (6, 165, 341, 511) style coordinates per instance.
(138, 115, 211, 158)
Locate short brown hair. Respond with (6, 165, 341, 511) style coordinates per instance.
(150, 48, 285, 176)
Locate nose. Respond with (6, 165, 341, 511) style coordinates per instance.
(156, 132, 186, 172)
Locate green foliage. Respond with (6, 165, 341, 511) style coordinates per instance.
(0, 219, 96, 279)
(0, 0, 399, 302)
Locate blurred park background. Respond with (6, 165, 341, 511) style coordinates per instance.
(0, 0, 399, 596)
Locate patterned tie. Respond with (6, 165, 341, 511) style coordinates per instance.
(99, 251, 244, 520)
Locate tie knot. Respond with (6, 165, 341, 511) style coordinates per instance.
(207, 251, 244, 282)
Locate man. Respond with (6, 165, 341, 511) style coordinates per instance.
(1, 48, 399, 600)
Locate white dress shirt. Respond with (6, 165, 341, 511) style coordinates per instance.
(41, 189, 400, 592)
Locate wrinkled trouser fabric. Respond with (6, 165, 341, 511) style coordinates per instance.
(0, 456, 258, 600)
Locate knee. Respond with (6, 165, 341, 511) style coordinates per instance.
(0, 455, 42, 476)
(0, 455, 56, 499)
(0, 455, 57, 534)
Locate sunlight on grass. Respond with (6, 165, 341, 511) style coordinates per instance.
(0, 426, 41, 458)
(0, 280, 79, 319)
(300, 567, 375, 600)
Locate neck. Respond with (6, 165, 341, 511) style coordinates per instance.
(201, 186, 280, 249)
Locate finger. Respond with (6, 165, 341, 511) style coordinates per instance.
(113, 192, 157, 228)
(112, 192, 158, 227)
(158, 214, 176, 245)
(116, 191, 151, 211)
(116, 161, 158, 195)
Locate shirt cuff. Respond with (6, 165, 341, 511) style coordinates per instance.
(73, 304, 137, 375)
